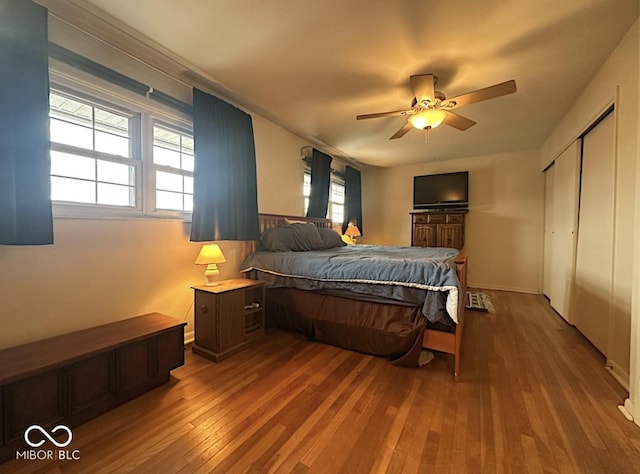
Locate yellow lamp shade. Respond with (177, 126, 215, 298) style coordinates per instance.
(195, 244, 226, 286)
(345, 224, 361, 237)
(195, 244, 226, 265)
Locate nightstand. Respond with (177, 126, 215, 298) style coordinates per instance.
(192, 279, 265, 362)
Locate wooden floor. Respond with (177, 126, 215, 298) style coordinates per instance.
(2, 291, 640, 473)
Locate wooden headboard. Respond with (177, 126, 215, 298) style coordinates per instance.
(242, 214, 333, 260)
(258, 213, 332, 233)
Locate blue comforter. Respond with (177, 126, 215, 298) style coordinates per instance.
(240, 245, 461, 323)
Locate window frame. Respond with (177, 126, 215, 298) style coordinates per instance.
(146, 119, 194, 216)
(303, 168, 346, 225)
(49, 69, 194, 221)
(329, 177, 346, 226)
(49, 85, 142, 213)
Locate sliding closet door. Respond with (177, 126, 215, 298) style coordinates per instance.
(573, 112, 615, 354)
(548, 141, 580, 322)
(543, 165, 554, 298)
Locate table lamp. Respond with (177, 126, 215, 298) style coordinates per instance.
(195, 244, 226, 286)
(344, 224, 361, 244)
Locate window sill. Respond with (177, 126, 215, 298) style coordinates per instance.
(53, 203, 192, 222)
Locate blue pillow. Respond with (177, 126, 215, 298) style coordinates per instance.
(317, 227, 347, 249)
(260, 223, 324, 251)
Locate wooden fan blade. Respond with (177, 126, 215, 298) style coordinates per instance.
(357, 109, 412, 120)
(447, 80, 516, 109)
(443, 110, 476, 131)
(410, 74, 436, 104)
(390, 122, 413, 139)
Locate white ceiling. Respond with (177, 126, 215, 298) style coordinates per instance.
(83, 0, 638, 168)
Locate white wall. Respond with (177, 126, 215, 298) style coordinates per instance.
(362, 150, 544, 293)
(0, 7, 313, 349)
(254, 115, 308, 216)
(540, 19, 639, 385)
(0, 123, 312, 349)
(0, 219, 201, 347)
(0, 119, 312, 350)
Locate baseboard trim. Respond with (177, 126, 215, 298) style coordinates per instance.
(619, 403, 634, 421)
(623, 398, 638, 426)
(605, 358, 630, 390)
(467, 283, 540, 294)
(184, 331, 194, 346)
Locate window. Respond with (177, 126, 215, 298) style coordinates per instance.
(48, 80, 193, 219)
(303, 171, 311, 213)
(303, 170, 345, 225)
(330, 180, 345, 225)
(152, 123, 194, 212)
(49, 91, 138, 208)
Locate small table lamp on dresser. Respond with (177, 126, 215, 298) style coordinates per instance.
(195, 244, 226, 286)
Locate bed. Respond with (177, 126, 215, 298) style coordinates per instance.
(241, 214, 468, 377)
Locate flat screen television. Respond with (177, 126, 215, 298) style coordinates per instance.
(413, 171, 469, 210)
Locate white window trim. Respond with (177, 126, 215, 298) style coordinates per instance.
(329, 175, 346, 225)
(49, 67, 193, 221)
(303, 168, 345, 225)
(143, 116, 194, 219)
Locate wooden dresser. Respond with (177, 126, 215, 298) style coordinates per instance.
(411, 210, 467, 249)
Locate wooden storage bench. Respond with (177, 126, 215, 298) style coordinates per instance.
(0, 312, 186, 462)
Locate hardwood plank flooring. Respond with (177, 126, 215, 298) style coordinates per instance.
(2, 291, 640, 473)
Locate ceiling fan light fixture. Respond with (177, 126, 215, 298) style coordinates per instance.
(408, 109, 446, 130)
(356, 74, 516, 139)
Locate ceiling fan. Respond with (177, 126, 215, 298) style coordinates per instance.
(356, 74, 517, 139)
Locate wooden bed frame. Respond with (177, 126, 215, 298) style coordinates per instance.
(245, 213, 467, 377)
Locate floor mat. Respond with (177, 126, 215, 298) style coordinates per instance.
(466, 291, 495, 312)
(418, 350, 434, 367)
